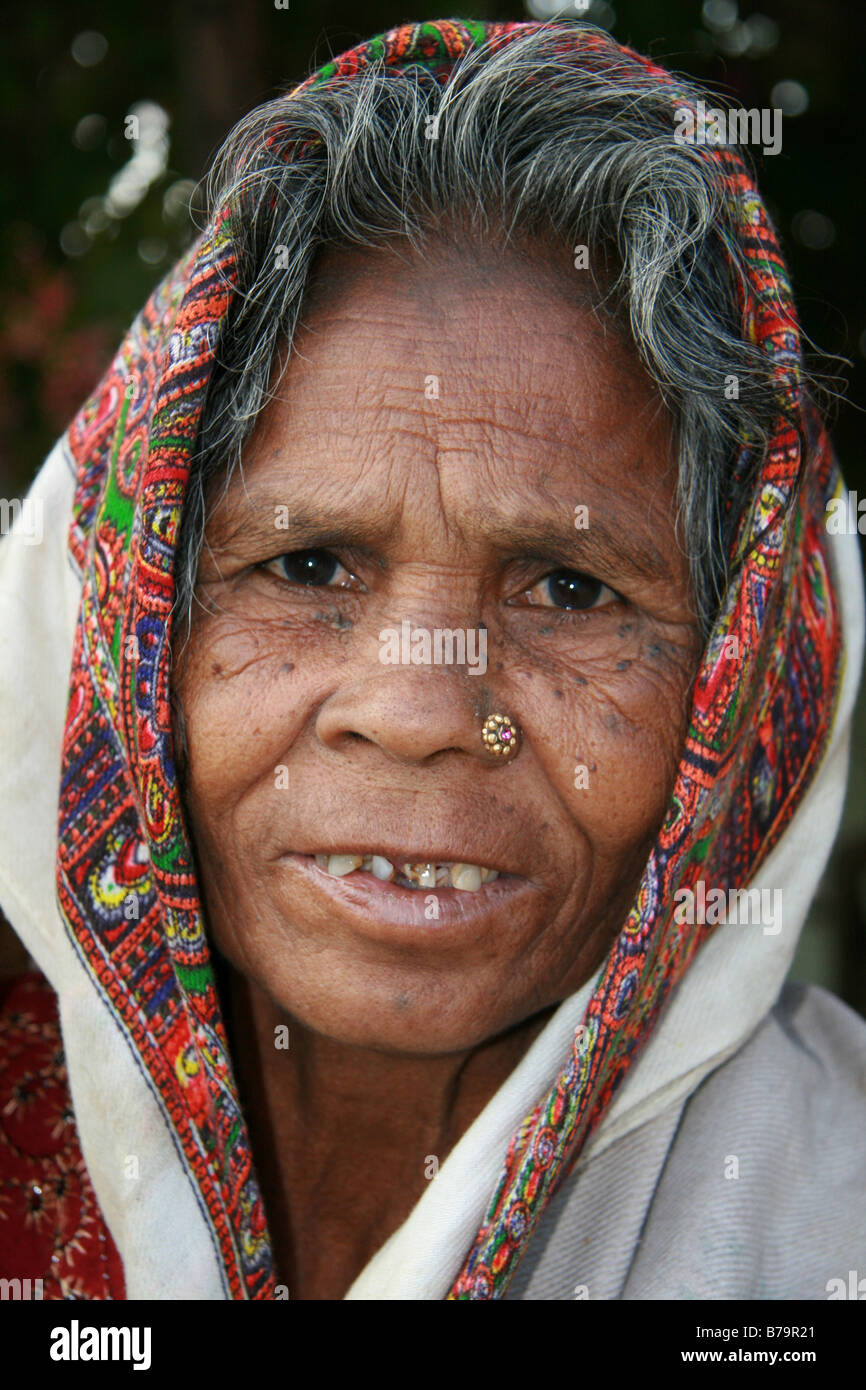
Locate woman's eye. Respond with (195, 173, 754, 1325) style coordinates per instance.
(264, 549, 354, 588)
(521, 569, 619, 611)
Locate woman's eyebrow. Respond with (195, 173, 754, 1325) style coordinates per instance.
(209, 501, 395, 553)
(211, 498, 671, 583)
(486, 519, 672, 583)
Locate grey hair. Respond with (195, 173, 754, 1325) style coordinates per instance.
(175, 22, 809, 637)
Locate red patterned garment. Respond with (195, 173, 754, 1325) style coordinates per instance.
(0, 973, 125, 1298)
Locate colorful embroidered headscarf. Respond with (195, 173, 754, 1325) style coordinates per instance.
(57, 19, 843, 1299)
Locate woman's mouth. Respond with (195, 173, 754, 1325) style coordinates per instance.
(313, 852, 499, 892)
(277, 850, 538, 940)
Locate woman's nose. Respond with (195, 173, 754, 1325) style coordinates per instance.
(314, 659, 492, 766)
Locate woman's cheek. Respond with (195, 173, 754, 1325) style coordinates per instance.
(176, 608, 325, 809)
(524, 657, 692, 857)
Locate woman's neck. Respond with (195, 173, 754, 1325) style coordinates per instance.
(225, 963, 554, 1300)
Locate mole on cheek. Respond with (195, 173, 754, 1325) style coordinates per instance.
(316, 609, 353, 630)
(616, 659, 632, 671)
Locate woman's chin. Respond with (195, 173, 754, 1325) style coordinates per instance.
(276, 987, 538, 1057)
(225, 927, 560, 1058)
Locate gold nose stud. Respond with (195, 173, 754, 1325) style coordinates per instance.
(481, 713, 520, 760)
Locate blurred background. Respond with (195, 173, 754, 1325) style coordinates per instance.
(1, 0, 863, 1014)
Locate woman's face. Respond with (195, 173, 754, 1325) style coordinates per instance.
(174, 241, 702, 1055)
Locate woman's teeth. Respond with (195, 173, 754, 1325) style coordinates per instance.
(313, 853, 499, 892)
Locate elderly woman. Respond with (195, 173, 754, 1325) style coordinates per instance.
(0, 19, 863, 1303)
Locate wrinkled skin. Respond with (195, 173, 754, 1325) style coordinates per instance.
(173, 239, 702, 1298)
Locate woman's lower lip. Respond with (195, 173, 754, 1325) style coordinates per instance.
(278, 852, 536, 937)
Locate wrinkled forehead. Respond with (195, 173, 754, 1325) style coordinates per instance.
(212, 235, 669, 487)
(230, 231, 660, 480)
